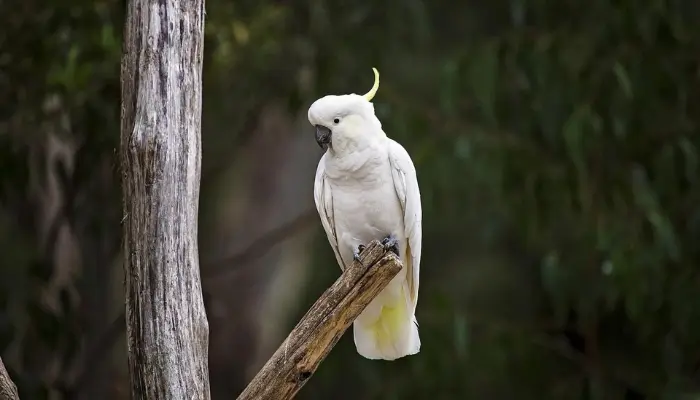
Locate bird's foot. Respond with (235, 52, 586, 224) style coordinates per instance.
(381, 234, 400, 256)
(353, 244, 367, 265)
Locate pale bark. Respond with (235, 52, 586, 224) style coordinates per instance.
(0, 357, 19, 400)
(120, 0, 209, 398)
(237, 240, 403, 400)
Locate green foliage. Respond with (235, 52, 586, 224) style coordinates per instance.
(3, 0, 700, 398)
(295, 0, 700, 398)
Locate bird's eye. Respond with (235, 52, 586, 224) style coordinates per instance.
(333, 118, 340, 124)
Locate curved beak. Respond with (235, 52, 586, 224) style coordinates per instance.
(315, 125, 332, 150)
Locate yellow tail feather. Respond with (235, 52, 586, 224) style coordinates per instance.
(353, 285, 420, 360)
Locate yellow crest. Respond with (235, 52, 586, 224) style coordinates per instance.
(363, 67, 380, 101)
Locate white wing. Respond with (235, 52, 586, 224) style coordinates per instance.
(313, 153, 347, 271)
(387, 139, 422, 314)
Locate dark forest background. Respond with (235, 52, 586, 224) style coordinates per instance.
(1, 0, 700, 398)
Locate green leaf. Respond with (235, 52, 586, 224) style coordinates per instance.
(453, 312, 469, 359)
(631, 167, 680, 261)
(613, 61, 633, 99)
(678, 137, 698, 183)
(562, 104, 591, 177)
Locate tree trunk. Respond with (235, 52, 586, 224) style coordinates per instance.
(119, 0, 209, 398)
(0, 357, 19, 400)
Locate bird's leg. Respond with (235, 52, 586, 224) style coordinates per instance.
(353, 243, 367, 264)
(381, 233, 400, 256)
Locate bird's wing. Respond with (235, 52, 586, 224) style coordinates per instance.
(387, 139, 423, 314)
(314, 153, 347, 271)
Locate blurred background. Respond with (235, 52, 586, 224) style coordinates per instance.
(2, 0, 700, 399)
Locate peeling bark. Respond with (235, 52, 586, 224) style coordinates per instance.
(0, 357, 19, 400)
(120, 0, 209, 398)
(237, 240, 403, 400)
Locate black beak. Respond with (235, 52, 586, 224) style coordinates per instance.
(315, 125, 332, 150)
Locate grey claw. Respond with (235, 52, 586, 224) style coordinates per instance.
(353, 244, 367, 265)
(381, 234, 399, 256)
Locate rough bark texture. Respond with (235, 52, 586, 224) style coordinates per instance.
(236, 240, 403, 400)
(0, 357, 19, 400)
(119, 0, 209, 398)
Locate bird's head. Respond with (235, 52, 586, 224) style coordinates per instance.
(307, 68, 384, 155)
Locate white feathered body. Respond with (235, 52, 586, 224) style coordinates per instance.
(314, 135, 421, 360)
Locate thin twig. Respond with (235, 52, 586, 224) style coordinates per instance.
(203, 209, 317, 282)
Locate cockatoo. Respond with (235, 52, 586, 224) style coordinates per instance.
(308, 68, 422, 360)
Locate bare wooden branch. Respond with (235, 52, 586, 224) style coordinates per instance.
(237, 240, 403, 400)
(119, 0, 209, 398)
(0, 357, 19, 400)
(72, 209, 318, 391)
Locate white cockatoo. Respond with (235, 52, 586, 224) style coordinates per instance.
(308, 68, 422, 360)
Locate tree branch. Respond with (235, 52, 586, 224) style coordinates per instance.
(120, 0, 209, 398)
(204, 209, 317, 282)
(236, 240, 403, 400)
(70, 209, 317, 392)
(0, 357, 19, 400)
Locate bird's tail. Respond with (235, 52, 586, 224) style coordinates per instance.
(352, 285, 420, 360)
